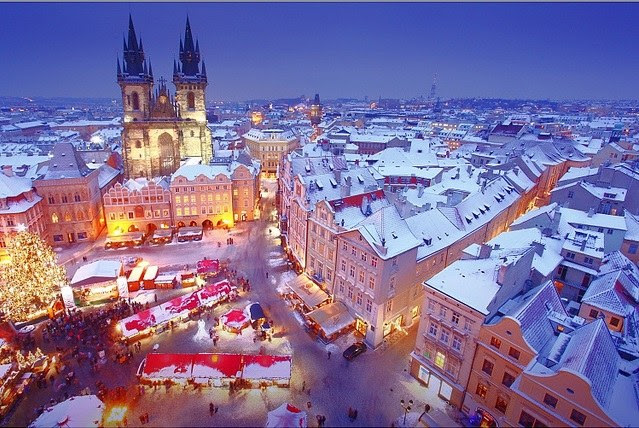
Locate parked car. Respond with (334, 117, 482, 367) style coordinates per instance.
(342, 342, 367, 361)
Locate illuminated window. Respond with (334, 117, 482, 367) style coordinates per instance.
(51, 213, 59, 223)
(495, 396, 508, 413)
(490, 336, 501, 349)
(475, 382, 487, 399)
(64, 212, 72, 222)
(481, 359, 494, 376)
(434, 351, 445, 369)
(508, 347, 521, 360)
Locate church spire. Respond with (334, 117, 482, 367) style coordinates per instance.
(148, 59, 153, 77)
(127, 14, 139, 52)
(177, 16, 203, 78)
(173, 59, 178, 75)
(117, 57, 122, 76)
(201, 61, 207, 77)
(119, 14, 150, 80)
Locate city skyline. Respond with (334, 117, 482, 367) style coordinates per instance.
(1, 2, 639, 101)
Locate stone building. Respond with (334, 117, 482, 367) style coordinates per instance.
(243, 128, 299, 177)
(103, 177, 172, 235)
(118, 16, 212, 179)
(0, 170, 46, 260)
(35, 143, 119, 245)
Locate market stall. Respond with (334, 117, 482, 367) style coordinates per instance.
(283, 274, 330, 313)
(245, 302, 266, 329)
(191, 353, 243, 387)
(266, 403, 307, 428)
(142, 265, 158, 290)
(127, 265, 145, 292)
(150, 228, 173, 245)
(118, 280, 232, 341)
(196, 259, 220, 277)
(305, 302, 356, 343)
(242, 355, 292, 387)
(28, 395, 105, 428)
(220, 309, 250, 334)
(154, 273, 177, 290)
(139, 353, 193, 385)
(70, 260, 123, 305)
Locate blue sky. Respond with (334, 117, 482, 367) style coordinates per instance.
(1, 2, 638, 101)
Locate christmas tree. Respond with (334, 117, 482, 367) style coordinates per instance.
(0, 230, 68, 321)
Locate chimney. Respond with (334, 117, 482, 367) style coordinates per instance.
(513, 166, 519, 175)
(587, 207, 595, 217)
(531, 241, 545, 256)
(496, 263, 509, 286)
(417, 183, 425, 198)
(334, 168, 342, 184)
(340, 176, 352, 198)
(550, 207, 562, 234)
(2, 165, 13, 177)
(478, 244, 492, 259)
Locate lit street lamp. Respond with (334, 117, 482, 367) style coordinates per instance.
(400, 399, 413, 425)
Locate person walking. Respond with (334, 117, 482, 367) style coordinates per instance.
(327, 351, 331, 360)
(209, 402, 215, 416)
(301, 380, 306, 392)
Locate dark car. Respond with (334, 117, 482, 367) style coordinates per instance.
(343, 342, 367, 361)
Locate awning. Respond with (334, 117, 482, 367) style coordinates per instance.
(306, 302, 356, 337)
(142, 353, 193, 379)
(191, 353, 242, 379)
(153, 229, 173, 238)
(285, 274, 330, 309)
(242, 355, 292, 380)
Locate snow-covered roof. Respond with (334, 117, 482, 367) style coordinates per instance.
(70, 260, 122, 287)
(353, 205, 421, 260)
(624, 212, 639, 242)
(28, 395, 104, 428)
(0, 173, 32, 198)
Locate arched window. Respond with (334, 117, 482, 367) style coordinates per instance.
(74, 193, 81, 202)
(135, 140, 142, 149)
(190, 130, 195, 137)
(187, 92, 195, 110)
(51, 213, 59, 223)
(76, 211, 84, 220)
(134, 205, 144, 218)
(64, 212, 72, 222)
(132, 92, 140, 110)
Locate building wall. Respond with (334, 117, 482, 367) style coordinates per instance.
(0, 194, 46, 260)
(170, 173, 234, 228)
(305, 202, 338, 293)
(103, 182, 172, 235)
(334, 229, 420, 347)
(621, 238, 639, 265)
(122, 123, 182, 179)
(244, 137, 299, 176)
(36, 171, 105, 245)
(410, 287, 484, 408)
(230, 165, 260, 222)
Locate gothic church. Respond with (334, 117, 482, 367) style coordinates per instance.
(117, 15, 212, 179)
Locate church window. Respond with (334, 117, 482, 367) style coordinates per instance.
(74, 193, 81, 202)
(190, 130, 195, 137)
(64, 212, 72, 222)
(51, 213, 59, 223)
(187, 92, 195, 110)
(132, 92, 140, 110)
(135, 140, 142, 149)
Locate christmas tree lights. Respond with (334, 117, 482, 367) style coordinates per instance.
(0, 231, 68, 321)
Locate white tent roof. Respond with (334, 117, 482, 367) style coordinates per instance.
(29, 395, 104, 428)
(266, 403, 308, 428)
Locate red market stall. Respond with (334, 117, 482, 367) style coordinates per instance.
(191, 353, 243, 387)
(140, 353, 193, 385)
(220, 309, 250, 334)
(118, 280, 232, 341)
(127, 266, 146, 292)
(142, 265, 159, 290)
(196, 259, 220, 276)
(242, 355, 292, 387)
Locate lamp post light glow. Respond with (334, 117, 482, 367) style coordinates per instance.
(400, 399, 413, 425)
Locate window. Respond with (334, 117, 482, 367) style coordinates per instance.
(347, 287, 353, 299)
(543, 394, 558, 408)
(567, 191, 574, 199)
(77, 232, 87, 240)
(128, 212, 134, 219)
(502, 371, 515, 387)
(451, 312, 460, 325)
(51, 213, 59, 223)
(464, 318, 472, 331)
(386, 299, 393, 313)
(131, 92, 140, 110)
(369, 276, 375, 290)
(365, 299, 372, 313)
(427, 299, 436, 312)
(566, 251, 575, 259)
(495, 396, 508, 413)
(349, 265, 355, 278)
(589, 309, 598, 318)
(481, 359, 494, 376)
(371, 257, 378, 267)
(508, 347, 521, 360)
(440, 329, 450, 344)
(490, 337, 501, 349)
(361, 252, 367, 262)
(342, 242, 347, 251)
(570, 409, 586, 426)
(434, 351, 445, 369)
(389, 276, 396, 292)
(53, 234, 64, 242)
(584, 257, 594, 265)
(475, 382, 487, 399)
(74, 194, 81, 202)
(359, 270, 365, 283)
(187, 92, 195, 109)
(518, 411, 535, 427)
(629, 244, 638, 254)
(351, 247, 356, 256)
(452, 335, 462, 352)
(109, 213, 116, 220)
(340, 260, 346, 272)
(48, 196, 55, 204)
(610, 317, 620, 327)
(607, 228, 613, 235)
(428, 323, 438, 337)
(439, 306, 447, 318)
(356, 293, 362, 306)
(62, 195, 68, 203)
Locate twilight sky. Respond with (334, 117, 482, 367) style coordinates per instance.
(1, 2, 638, 101)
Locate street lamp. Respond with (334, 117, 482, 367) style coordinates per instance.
(400, 399, 413, 425)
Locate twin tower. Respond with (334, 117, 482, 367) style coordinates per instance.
(117, 15, 212, 179)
